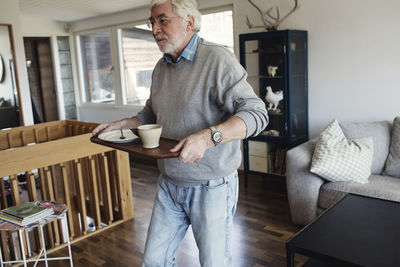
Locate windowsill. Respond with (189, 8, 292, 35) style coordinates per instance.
(79, 102, 145, 110)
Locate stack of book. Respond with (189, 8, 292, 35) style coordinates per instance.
(273, 147, 288, 175)
(0, 202, 54, 226)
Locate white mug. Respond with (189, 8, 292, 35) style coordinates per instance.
(137, 124, 162, 149)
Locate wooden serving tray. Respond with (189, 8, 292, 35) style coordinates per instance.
(90, 135, 179, 159)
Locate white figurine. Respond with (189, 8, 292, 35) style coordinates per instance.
(265, 86, 283, 111)
(267, 65, 278, 77)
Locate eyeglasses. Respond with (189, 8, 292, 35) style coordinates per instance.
(146, 16, 180, 29)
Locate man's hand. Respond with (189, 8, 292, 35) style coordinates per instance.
(92, 117, 142, 136)
(170, 129, 214, 164)
(92, 121, 125, 136)
(170, 116, 247, 164)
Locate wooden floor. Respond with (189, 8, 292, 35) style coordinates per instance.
(46, 159, 308, 267)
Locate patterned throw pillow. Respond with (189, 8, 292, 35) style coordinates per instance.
(310, 120, 374, 184)
(383, 116, 400, 177)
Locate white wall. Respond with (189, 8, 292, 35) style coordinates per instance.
(234, 0, 400, 137)
(73, 0, 400, 137)
(20, 14, 67, 36)
(300, 0, 400, 136)
(0, 0, 33, 126)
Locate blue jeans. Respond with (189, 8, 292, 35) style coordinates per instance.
(142, 171, 239, 267)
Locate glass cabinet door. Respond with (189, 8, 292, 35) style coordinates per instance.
(242, 40, 261, 98)
(240, 30, 308, 144)
(259, 33, 286, 138)
(288, 32, 308, 140)
(241, 32, 287, 138)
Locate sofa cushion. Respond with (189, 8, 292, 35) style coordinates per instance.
(310, 120, 373, 184)
(318, 175, 400, 210)
(340, 120, 391, 175)
(383, 116, 400, 177)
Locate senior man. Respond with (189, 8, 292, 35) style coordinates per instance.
(92, 0, 268, 266)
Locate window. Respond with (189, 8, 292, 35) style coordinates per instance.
(119, 27, 162, 106)
(78, 31, 115, 104)
(77, 8, 233, 108)
(199, 10, 233, 52)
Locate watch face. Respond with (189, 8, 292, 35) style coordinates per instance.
(213, 132, 223, 143)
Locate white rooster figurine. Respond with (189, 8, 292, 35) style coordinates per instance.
(265, 86, 283, 111)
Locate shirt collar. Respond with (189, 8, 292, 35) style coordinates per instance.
(162, 33, 199, 64)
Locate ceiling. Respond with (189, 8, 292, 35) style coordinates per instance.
(18, 0, 151, 22)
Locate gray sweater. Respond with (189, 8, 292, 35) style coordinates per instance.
(137, 38, 268, 185)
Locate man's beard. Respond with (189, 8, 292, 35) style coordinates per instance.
(154, 26, 187, 55)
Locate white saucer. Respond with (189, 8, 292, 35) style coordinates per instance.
(98, 129, 139, 143)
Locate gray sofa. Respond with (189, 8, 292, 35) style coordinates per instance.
(286, 117, 400, 226)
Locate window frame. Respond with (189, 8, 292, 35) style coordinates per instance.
(116, 22, 161, 108)
(75, 5, 234, 109)
(75, 27, 122, 107)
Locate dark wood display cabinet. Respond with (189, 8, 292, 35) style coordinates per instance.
(239, 30, 309, 187)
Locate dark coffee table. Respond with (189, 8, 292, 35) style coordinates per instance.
(286, 194, 400, 267)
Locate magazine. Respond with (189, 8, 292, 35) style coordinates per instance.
(37, 200, 67, 216)
(0, 202, 53, 226)
(2, 202, 52, 219)
(0, 212, 51, 226)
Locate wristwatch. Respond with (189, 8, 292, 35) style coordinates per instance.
(210, 126, 223, 146)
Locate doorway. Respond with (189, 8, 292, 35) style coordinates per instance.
(24, 37, 58, 123)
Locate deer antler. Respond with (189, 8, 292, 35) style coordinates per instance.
(246, 0, 299, 31)
(246, 0, 269, 29)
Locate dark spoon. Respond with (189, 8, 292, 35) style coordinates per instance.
(120, 129, 126, 139)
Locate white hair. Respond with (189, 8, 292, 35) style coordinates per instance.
(150, 0, 202, 32)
